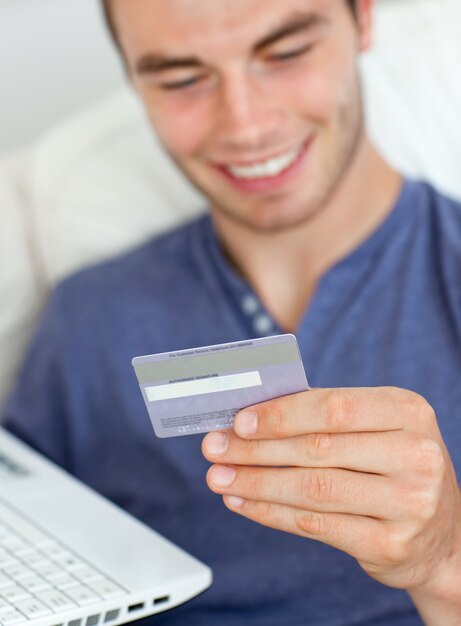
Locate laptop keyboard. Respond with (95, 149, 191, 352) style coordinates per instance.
(0, 502, 126, 625)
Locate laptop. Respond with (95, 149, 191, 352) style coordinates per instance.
(0, 428, 212, 626)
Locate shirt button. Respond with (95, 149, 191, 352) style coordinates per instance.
(253, 314, 273, 335)
(241, 295, 259, 315)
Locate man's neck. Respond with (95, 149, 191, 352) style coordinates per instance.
(210, 139, 402, 332)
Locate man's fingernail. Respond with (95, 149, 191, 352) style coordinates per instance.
(210, 465, 236, 487)
(235, 411, 258, 436)
(227, 496, 245, 508)
(204, 431, 229, 456)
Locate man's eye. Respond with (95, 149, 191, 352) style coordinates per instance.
(269, 44, 313, 62)
(160, 76, 202, 91)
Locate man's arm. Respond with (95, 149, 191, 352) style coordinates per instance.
(202, 387, 461, 623)
(409, 547, 461, 626)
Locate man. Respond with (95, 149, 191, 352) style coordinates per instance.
(3, 0, 461, 624)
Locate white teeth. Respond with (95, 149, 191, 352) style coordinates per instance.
(227, 145, 303, 180)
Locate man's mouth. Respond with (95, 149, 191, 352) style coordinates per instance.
(223, 144, 305, 180)
(213, 140, 311, 193)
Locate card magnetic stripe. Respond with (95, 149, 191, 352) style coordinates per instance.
(133, 341, 300, 385)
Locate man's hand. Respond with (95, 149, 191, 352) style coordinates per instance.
(202, 387, 461, 594)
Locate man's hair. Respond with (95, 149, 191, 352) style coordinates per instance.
(102, 0, 117, 46)
(348, 0, 357, 16)
(102, 0, 357, 47)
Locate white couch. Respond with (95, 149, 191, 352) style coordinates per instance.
(1, 0, 461, 405)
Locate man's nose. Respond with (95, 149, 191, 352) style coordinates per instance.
(216, 71, 284, 152)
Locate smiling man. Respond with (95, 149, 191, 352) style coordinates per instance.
(3, 0, 461, 625)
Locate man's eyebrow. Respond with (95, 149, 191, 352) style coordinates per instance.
(134, 12, 326, 75)
(254, 12, 326, 52)
(136, 55, 203, 75)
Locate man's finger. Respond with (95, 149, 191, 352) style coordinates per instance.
(207, 465, 406, 519)
(222, 496, 385, 564)
(233, 387, 434, 440)
(203, 429, 436, 477)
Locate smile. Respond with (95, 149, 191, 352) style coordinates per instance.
(223, 144, 305, 181)
(214, 139, 312, 194)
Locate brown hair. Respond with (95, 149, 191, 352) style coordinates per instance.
(102, 0, 358, 47)
(101, 0, 117, 45)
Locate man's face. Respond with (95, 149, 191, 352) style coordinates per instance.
(111, 0, 372, 233)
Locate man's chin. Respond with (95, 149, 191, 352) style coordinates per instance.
(211, 200, 325, 235)
(175, 161, 331, 234)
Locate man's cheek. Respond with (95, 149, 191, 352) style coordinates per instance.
(157, 126, 207, 164)
(295, 72, 340, 127)
(141, 100, 210, 158)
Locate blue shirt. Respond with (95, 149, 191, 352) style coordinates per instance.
(3, 179, 461, 626)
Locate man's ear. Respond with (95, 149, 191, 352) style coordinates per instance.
(355, 0, 374, 52)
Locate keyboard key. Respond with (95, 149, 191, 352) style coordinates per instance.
(0, 539, 27, 552)
(64, 586, 101, 607)
(0, 587, 31, 603)
(19, 577, 51, 594)
(20, 554, 49, 569)
(0, 556, 18, 569)
(12, 598, 52, 619)
(0, 576, 13, 590)
(9, 548, 35, 559)
(33, 563, 63, 579)
(46, 545, 79, 565)
(53, 575, 80, 591)
(0, 603, 15, 617)
(32, 539, 60, 551)
(6, 544, 34, 559)
(0, 534, 13, 545)
(2, 566, 30, 582)
(53, 556, 86, 572)
(89, 580, 124, 600)
(74, 569, 103, 585)
(0, 609, 25, 625)
(37, 589, 76, 612)
(43, 545, 69, 560)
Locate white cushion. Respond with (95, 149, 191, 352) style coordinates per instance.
(363, 0, 461, 201)
(29, 89, 205, 285)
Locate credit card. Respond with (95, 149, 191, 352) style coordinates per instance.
(132, 333, 309, 438)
